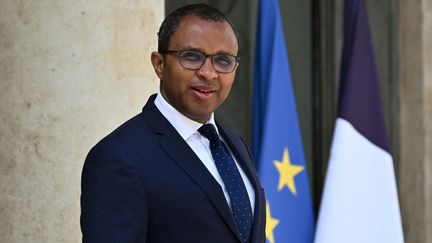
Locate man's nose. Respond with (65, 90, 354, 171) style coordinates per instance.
(196, 57, 218, 80)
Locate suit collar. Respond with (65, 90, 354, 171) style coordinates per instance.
(142, 95, 243, 242)
(142, 94, 166, 135)
(143, 94, 264, 242)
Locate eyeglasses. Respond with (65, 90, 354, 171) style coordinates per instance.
(160, 50, 239, 73)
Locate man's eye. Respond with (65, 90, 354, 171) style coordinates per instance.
(214, 56, 233, 66)
(181, 52, 203, 61)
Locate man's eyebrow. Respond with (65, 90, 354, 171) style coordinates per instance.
(182, 47, 203, 52)
(216, 50, 237, 56)
(181, 46, 237, 56)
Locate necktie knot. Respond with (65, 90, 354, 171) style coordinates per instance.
(198, 124, 220, 144)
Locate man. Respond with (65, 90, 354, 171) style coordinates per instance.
(81, 4, 265, 243)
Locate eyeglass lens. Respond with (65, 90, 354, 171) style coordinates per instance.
(179, 51, 236, 73)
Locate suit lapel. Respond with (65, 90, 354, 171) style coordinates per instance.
(218, 124, 265, 243)
(142, 96, 242, 242)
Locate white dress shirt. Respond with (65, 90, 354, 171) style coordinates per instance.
(154, 92, 255, 213)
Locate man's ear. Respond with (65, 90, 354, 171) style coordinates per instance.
(151, 52, 164, 79)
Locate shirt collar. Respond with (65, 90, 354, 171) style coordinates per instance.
(154, 91, 218, 140)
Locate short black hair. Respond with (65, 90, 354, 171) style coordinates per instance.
(157, 3, 239, 53)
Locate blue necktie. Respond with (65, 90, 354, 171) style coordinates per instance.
(198, 124, 252, 243)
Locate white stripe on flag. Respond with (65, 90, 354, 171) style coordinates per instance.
(314, 118, 404, 243)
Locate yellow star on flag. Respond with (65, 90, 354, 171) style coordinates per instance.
(274, 147, 304, 195)
(265, 202, 279, 243)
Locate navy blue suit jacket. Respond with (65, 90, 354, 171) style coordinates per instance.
(81, 95, 266, 243)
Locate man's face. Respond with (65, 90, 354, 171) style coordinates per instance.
(151, 16, 238, 123)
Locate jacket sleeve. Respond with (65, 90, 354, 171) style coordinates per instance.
(80, 143, 148, 243)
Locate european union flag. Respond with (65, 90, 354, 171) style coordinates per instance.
(252, 0, 315, 242)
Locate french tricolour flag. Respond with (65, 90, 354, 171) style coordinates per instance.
(314, 0, 404, 242)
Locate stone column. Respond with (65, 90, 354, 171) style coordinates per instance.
(0, 1, 163, 242)
(398, 0, 432, 242)
(424, 0, 432, 240)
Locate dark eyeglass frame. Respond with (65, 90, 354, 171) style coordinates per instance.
(160, 50, 240, 73)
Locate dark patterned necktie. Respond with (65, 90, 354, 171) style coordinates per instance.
(198, 124, 252, 243)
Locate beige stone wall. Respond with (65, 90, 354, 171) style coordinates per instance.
(0, 1, 163, 242)
(423, 0, 432, 241)
(398, 0, 432, 242)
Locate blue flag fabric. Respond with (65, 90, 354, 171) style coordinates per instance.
(252, 0, 315, 242)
